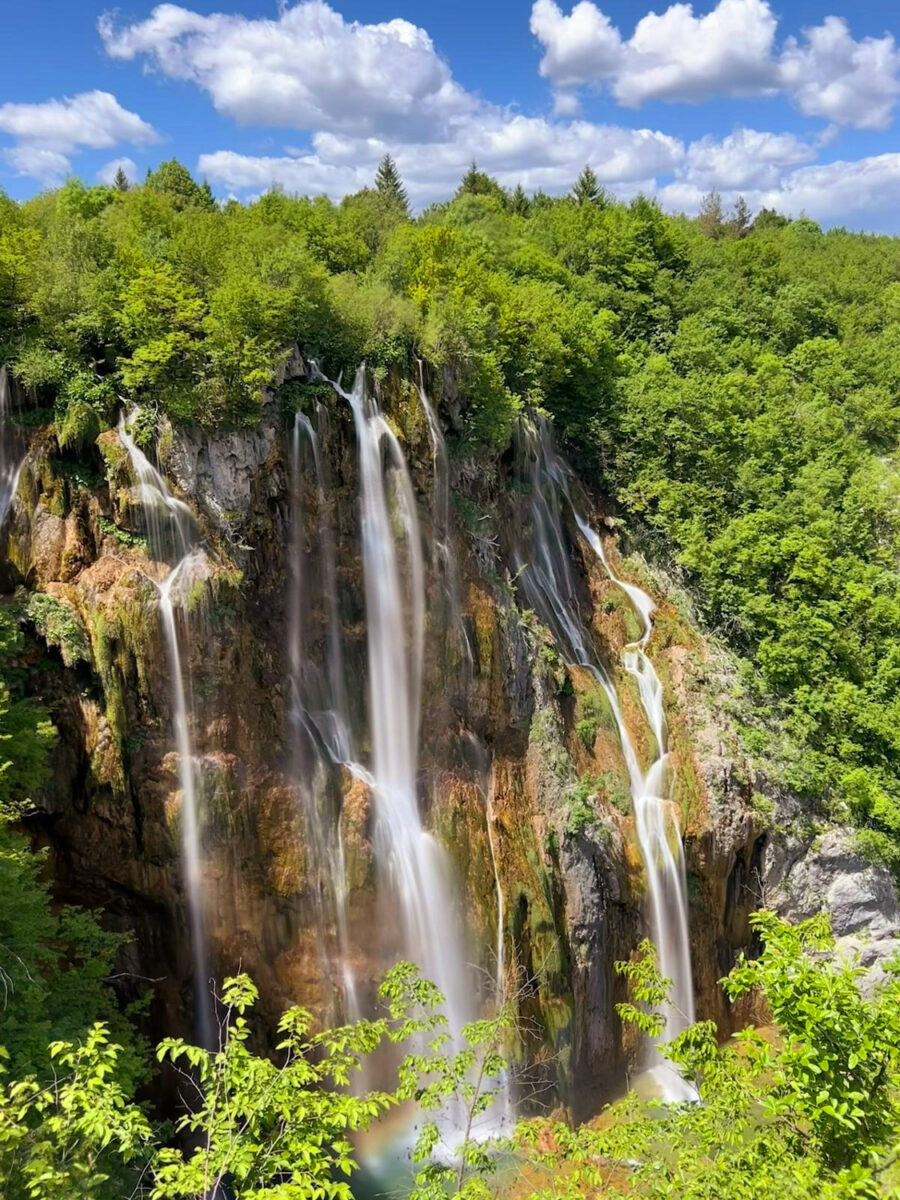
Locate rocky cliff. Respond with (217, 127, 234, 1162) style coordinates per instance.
(3, 360, 858, 1118)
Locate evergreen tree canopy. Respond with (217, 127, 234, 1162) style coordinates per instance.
(572, 165, 601, 205)
(457, 161, 505, 200)
(374, 153, 409, 212)
(510, 183, 530, 216)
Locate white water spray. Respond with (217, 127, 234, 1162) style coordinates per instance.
(418, 374, 473, 675)
(117, 411, 213, 1044)
(517, 417, 695, 1101)
(335, 368, 471, 1049)
(0, 366, 25, 529)
(287, 407, 359, 1019)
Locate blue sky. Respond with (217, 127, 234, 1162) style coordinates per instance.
(2, 0, 900, 229)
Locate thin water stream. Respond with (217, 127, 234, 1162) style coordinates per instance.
(516, 417, 695, 1100)
(287, 407, 359, 1020)
(0, 366, 25, 529)
(117, 411, 213, 1045)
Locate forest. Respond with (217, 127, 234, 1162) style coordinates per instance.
(1, 157, 900, 1197)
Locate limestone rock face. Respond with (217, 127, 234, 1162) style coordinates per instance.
(765, 828, 900, 983)
(4, 375, 767, 1114)
(167, 420, 278, 533)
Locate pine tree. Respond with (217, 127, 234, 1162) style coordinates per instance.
(510, 183, 530, 216)
(457, 161, 504, 200)
(113, 167, 130, 193)
(572, 165, 600, 205)
(374, 154, 409, 213)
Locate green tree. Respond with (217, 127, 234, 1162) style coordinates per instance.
(571, 165, 601, 205)
(112, 167, 130, 193)
(145, 160, 216, 212)
(0, 609, 137, 1081)
(0, 1025, 152, 1200)
(457, 162, 505, 201)
(727, 194, 752, 237)
(510, 183, 530, 216)
(514, 914, 900, 1199)
(374, 153, 409, 214)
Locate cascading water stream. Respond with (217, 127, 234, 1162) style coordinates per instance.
(569, 509, 696, 1077)
(335, 367, 470, 1050)
(417, 371, 472, 674)
(117, 411, 213, 1045)
(287, 407, 359, 1020)
(516, 417, 695, 1101)
(0, 366, 26, 529)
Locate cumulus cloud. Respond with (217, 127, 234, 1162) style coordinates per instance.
(778, 17, 900, 131)
(552, 91, 581, 117)
(0, 90, 158, 182)
(530, 0, 624, 89)
(657, 150, 900, 229)
(680, 128, 816, 190)
(197, 119, 900, 230)
(99, 1, 474, 140)
(530, 0, 900, 129)
(619, 0, 777, 106)
(3, 145, 72, 184)
(756, 153, 900, 222)
(84, 0, 899, 230)
(199, 114, 683, 207)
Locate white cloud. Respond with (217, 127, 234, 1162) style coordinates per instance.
(681, 128, 815, 190)
(80, 0, 899, 231)
(552, 91, 581, 117)
(530, 0, 900, 129)
(657, 150, 900, 229)
(198, 117, 900, 231)
(2, 145, 72, 184)
(757, 153, 900, 224)
(0, 90, 157, 150)
(778, 17, 900, 131)
(199, 114, 683, 207)
(99, 1, 474, 140)
(618, 0, 777, 106)
(0, 90, 158, 182)
(97, 156, 139, 185)
(530, 0, 623, 89)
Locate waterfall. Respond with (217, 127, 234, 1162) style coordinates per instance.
(569, 509, 696, 1074)
(117, 411, 213, 1045)
(287, 407, 359, 1020)
(418, 374, 472, 675)
(516, 417, 695, 1101)
(327, 366, 471, 1069)
(0, 366, 25, 529)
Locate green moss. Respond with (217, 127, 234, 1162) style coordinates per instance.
(58, 460, 103, 492)
(24, 592, 91, 667)
(598, 769, 632, 816)
(574, 681, 618, 752)
(97, 517, 147, 551)
(566, 775, 597, 837)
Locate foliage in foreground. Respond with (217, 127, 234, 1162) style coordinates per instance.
(2, 910, 900, 1198)
(0, 961, 513, 1200)
(517, 913, 900, 1199)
